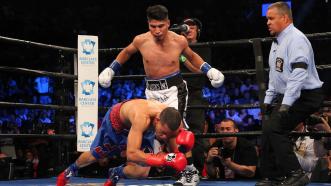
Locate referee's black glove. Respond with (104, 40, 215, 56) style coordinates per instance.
(279, 104, 290, 117)
(262, 104, 273, 116)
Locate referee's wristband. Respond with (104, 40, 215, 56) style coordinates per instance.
(109, 60, 122, 73)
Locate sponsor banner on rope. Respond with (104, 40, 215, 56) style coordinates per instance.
(77, 35, 98, 152)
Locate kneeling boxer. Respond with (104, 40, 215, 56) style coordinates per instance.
(56, 99, 195, 186)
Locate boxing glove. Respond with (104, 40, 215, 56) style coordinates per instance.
(200, 62, 224, 88)
(176, 128, 195, 153)
(145, 152, 187, 172)
(98, 60, 121, 88)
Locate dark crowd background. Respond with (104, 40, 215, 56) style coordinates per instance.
(0, 0, 331, 180)
(1, 0, 331, 73)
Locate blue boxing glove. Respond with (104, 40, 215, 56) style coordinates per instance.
(98, 60, 122, 88)
(200, 62, 224, 88)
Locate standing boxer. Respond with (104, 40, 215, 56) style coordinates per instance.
(98, 5, 224, 186)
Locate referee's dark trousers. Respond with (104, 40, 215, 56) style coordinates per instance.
(260, 88, 324, 178)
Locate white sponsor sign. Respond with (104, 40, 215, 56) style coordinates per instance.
(77, 35, 98, 152)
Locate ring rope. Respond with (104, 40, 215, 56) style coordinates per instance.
(196, 131, 331, 138)
(99, 48, 125, 53)
(2, 32, 330, 173)
(0, 101, 76, 111)
(1, 64, 331, 81)
(1, 32, 331, 52)
(187, 32, 331, 47)
(1, 101, 329, 112)
(0, 35, 125, 53)
(187, 101, 331, 109)
(1, 131, 330, 139)
(0, 66, 76, 80)
(0, 35, 76, 52)
(1, 33, 330, 139)
(0, 134, 76, 139)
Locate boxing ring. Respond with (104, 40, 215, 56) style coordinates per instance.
(0, 177, 330, 186)
(0, 32, 331, 186)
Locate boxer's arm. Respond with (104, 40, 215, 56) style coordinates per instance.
(182, 44, 205, 69)
(126, 121, 186, 171)
(126, 128, 146, 163)
(180, 54, 201, 73)
(98, 36, 140, 88)
(126, 116, 149, 163)
(181, 38, 224, 88)
(183, 59, 202, 73)
(168, 137, 179, 153)
(115, 36, 139, 65)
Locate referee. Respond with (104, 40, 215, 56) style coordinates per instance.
(256, 2, 324, 186)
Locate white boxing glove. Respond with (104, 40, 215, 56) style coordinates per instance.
(98, 60, 121, 88)
(200, 62, 224, 88)
(98, 67, 115, 88)
(207, 68, 224, 88)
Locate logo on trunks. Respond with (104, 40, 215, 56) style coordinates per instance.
(80, 121, 95, 137)
(165, 153, 176, 162)
(275, 57, 284, 72)
(147, 79, 168, 91)
(81, 39, 95, 55)
(154, 94, 169, 103)
(81, 80, 95, 95)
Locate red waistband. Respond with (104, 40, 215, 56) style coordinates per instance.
(110, 102, 125, 133)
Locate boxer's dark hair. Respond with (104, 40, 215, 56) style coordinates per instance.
(160, 107, 181, 131)
(146, 5, 168, 21)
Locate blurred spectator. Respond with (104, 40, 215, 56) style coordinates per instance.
(205, 119, 258, 179)
(293, 121, 330, 182)
(1, 69, 266, 135)
(38, 110, 52, 125)
(7, 78, 18, 101)
(247, 98, 261, 121)
(0, 151, 12, 180)
(0, 152, 7, 159)
(47, 129, 55, 135)
(24, 149, 39, 178)
(226, 109, 242, 124)
(293, 123, 319, 178)
(34, 77, 49, 94)
(34, 76, 52, 104)
(240, 78, 258, 93)
(237, 91, 251, 104)
(303, 108, 331, 182)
